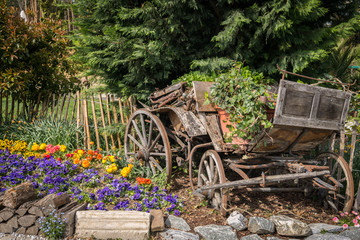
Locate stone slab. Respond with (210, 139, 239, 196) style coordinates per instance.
(75, 210, 150, 240)
(165, 215, 191, 231)
(150, 209, 165, 232)
(160, 229, 200, 240)
(248, 217, 275, 234)
(18, 215, 36, 227)
(340, 229, 360, 240)
(309, 223, 343, 234)
(241, 234, 264, 240)
(194, 224, 238, 240)
(306, 233, 351, 240)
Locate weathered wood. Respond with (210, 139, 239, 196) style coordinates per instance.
(106, 95, 116, 150)
(340, 131, 345, 157)
(91, 96, 100, 150)
(63, 93, 71, 121)
(111, 95, 122, 149)
(198, 113, 223, 151)
(83, 99, 91, 149)
(58, 93, 67, 121)
(349, 130, 357, 171)
(354, 182, 360, 211)
(53, 94, 61, 121)
(35, 193, 70, 215)
(2, 182, 37, 209)
(33, 92, 42, 120)
(118, 98, 125, 124)
(71, 94, 77, 122)
(199, 170, 330, 191)
(98, 94, 109, 152)
(5, 94, 8, 122)
(76, 91, 81, 148)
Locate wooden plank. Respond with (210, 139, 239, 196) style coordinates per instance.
(53, 94, 61, 121)
(71, 94, 77, 122)
(0, 91, 2, 124)
(354, 183, 360, 212)
(106, 94, 116, 150)
(5, 93, 8, 122)
(34, 92, 42, 120)
(63, 93, 71, 122)
(91, 96, 101, 150)
(10, 94, 15, 122)
(349, 115, 358, 171)
(111, 95, 121, 149)
(76, 91, 80, 148)
(200, 170, 330, 191)
(98, 94, 109, 152)
(198, 113, 223, 151)
(58, 94, 67, 121)
(83, 99, 91, 149)
(118, 98, 125, 124)
(340, 131, 345, 157)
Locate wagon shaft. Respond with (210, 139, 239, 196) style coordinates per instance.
(198, 170, 330, 191)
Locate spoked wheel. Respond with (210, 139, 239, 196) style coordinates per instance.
(315, 152, 354, 212)
(196, 150, 227, 216)
(124, 109, 172, 182)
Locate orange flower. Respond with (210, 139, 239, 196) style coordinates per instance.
(97, 154, 103, 160)
(145, 179, 151, 185)
(88, 150, 94, 155)
(73, 158, 80, 165)
(82, 159, 90, 168)
(87, 156, 92, 161)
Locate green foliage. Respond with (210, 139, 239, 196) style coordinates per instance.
(72, 0, 359, 97)
(0, 1, 80, 102)
(172, 71, 218, 85)
(0, 119, 84, 151)
(209, 64, 274, 141)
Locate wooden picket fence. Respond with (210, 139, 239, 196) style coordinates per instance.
(0, 91, 136, 152)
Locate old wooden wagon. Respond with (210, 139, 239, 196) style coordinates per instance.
(124, 70, 354, 215)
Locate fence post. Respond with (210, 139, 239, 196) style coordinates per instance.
(83, 98, 91, 149)
(111, 95, 122, 149)
(91, 96, 100, 150)
(106, 94, 116, 150)
(98, 94, 109, 152)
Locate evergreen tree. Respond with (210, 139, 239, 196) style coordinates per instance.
(72, 0, 360, 97)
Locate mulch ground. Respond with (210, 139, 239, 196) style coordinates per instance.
(153, 173, 335, 239)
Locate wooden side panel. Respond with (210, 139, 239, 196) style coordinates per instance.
(198, 113, 224, 151)
(273, 80, 351, 131)
(193, 81, 217, 112)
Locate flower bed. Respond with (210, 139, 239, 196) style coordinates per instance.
(0, 139, 183, 216)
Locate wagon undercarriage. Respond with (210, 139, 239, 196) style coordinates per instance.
(124, 71, 354, 215)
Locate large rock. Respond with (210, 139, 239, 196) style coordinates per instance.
(0, 208, 14, 222)
(165, 215, 191, 232)
(194, 224, 238, 240)
(18, 215, 36, 227)
(248, 217, 275, 234)
(7, 216, 18, 229)
(16, 227, 26, 234)
(309, 223, 343, 234)
(340, 229, 360, 240)
(28, 205, 43, 217)
(76, 210, 150, 240)
(16, 202, 33, 217)
(270, 215, 311, 237)
(0, 223, 13, 234)
(35, 193, 70, 215)
(160, 229, 200, 240)
(2, 182, 37, 209)
(241, 234, 263, 240)
(150, 209, 165, 232)
(306, 233, 351, 240)
(60, 202, 86, 237)
(26, 225, 39, 235)
(227, 211, 248, 231)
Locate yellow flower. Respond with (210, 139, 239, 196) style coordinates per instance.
(90, 141, 94, 145)
(109, 156, 115, 162)
(31, 143, 39, 151)
(106, 167, 113, 173)
(112, 166, 118, 172)
(128, 164, 133, 169)
(102, 159, 107, 164)
(39, 143, 47, 150)
(78, 149, 84, 157)
(60, 145, 66, 152)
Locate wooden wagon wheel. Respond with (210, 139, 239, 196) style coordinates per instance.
(316, 152, 354, 212)
(124, 109, 172, 182)
(196, 150, 228, 216)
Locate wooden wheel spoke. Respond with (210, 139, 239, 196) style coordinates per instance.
(331, 162, 339, 175)
(150, 157, 163, 172)
(200, 173, 210, 185)
(149, 160, 156, 175)
(140, 114, 147, 146)
(147, 119, 153, 147)
(204, 160, 213, 182)
(149, 133, 161, 151)
(132, 120, 147, 146)
(128, 134, 143, 149)
(150, 152, 166, 156)
(339, 177, 346, 183)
